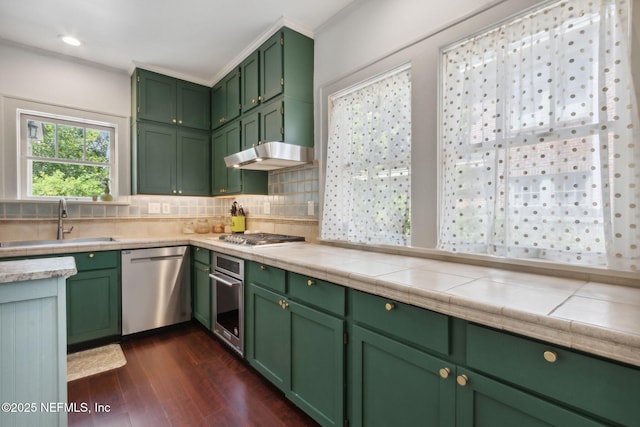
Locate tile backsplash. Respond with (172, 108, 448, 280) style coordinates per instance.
(0, 163, 319, 221)
(0, 163, 319, 241)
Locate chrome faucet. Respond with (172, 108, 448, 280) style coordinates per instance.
(57, 198, 74, 240)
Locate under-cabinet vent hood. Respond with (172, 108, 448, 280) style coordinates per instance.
(224, 141, 313, 171)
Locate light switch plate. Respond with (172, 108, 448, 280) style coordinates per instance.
(264, 202, 271, 215)
(148, 202, 161, 214)
(162, 203, 171, 214)
(307, 201, 314, 216)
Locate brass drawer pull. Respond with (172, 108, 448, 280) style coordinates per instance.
(307, 279, 315, 286)
(457, 375, 469, 386)
(88, 253, 95, 258)
(544, 350, 558, 363)
(385, 302, 395, 311)
(260, 265, 267, 271)
(439, 367, 451, 379)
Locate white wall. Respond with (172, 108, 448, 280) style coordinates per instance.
(0, 42, 131, 199)
(314, 0, 498, 88)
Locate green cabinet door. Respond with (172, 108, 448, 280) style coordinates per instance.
(67, 268, 120, 345)
(136, 121, 177, 195)
(261, 99, 284, 142)
(241, 109, 260, 150)
(177, 128, 210, 196)
(211, 68, 240, 129)
(245, 283, 290, 390)
(455, 369, 607, 427)
(288, 300, 345, 427)
(178, 81, 211, 129)
(136, 70, 177, 125)
(260, 32, 284, 103)
(192, 259, 211, 329)
(241, 51, 260, 113)
(350, 325, 456, 427)
(212, 121, 242, 195)
(135, 68, 210, 130)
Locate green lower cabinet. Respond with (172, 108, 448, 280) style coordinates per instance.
(246, 283, 290, 389)
(455, 369, 607, 427)
(288, 300, 345, 427)
(66, 267, 120, 345)
(192, 259, 211, 329)
(349, 324, 455, 427)
(246, 282, 345, 427)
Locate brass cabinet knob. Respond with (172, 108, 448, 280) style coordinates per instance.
(260, 265, 267, 271)
(258, 96, 263, 102)
(439, 368, 451, 379)
(172, 190, 177, 194)
(457, 375, 469, 387)
(203, 268, 210, 273)
(172, 118, 177, 123)
(385, 302, 396, 311)
(278, 299, 289, 309)
(178, 190, 182, 195)
(88, 253, 95, 258)
(251, 98, 257, 104)
(544, 350, 558, 363)
(307, 279, 315, 286)
(178, 120, 183, 124)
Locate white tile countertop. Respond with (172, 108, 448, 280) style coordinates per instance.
(1, 235, 638, 367)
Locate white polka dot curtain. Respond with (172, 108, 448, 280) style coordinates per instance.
(321, 65, 412, 246)
(438, 0, 639, 270)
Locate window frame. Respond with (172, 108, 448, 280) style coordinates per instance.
(17, 109, 118, 201)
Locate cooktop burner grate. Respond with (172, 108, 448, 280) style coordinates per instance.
(219, 233, 305, 245)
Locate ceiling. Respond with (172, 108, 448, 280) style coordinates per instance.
(0, 0, 356, 86)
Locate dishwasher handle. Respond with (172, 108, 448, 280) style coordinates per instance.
(129, 254, 184, 263)
(209, 272, 242, 287)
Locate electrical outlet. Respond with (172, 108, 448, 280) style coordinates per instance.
(162, 203, 171, 214)
(148, 202, 161, 214)
(264, 202, 271, 215)
(307, 200, 315, 216)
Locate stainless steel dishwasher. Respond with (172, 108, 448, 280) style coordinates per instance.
(121, 246, 191, 335)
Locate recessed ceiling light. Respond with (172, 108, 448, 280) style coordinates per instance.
(61, 36, 81, 46)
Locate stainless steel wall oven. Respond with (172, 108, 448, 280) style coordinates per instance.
(209, 253, 244, 356)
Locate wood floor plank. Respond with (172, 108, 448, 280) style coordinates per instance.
(68, 322, 318, 427)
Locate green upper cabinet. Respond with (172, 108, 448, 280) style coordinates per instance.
(240, 51, 260, 113)
(212, 120, 267, 196)
(211, 67, 241, 129)
(212, 26, 314, 147)
(133, 68, 210, 130)
(134, 121, 210, 196)
(241, 98, 313, 150)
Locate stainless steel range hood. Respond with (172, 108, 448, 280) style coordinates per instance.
(224, 141, 314, 171)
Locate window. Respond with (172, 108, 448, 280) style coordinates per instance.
(321, 65, 412, 246)
(19, 111, 116, 199)
(438, 0, 639, 270)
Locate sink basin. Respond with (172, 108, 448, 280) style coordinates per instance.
(0, 237, 117, 248)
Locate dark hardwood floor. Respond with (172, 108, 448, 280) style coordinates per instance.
(67, 322, 319, 427)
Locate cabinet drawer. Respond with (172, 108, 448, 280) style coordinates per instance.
(350, 290, 450, 355)
(72, 250, 119, 272)
(192, 246, 210, 264)
(466, 324, 640, 426)
(288, 272, 345, 316)
(247, 261, 286, 293)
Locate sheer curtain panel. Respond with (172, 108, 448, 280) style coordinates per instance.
(438, 0, 639, 270)
(322, 65, 412, 246)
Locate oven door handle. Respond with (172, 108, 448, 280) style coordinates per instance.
(209, 273, 242, 287)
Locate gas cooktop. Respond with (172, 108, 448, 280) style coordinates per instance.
(219, 233, 305, 246)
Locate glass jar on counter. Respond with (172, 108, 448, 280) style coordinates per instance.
(182, 221, 195, 234)
(196, 219, 210, 234)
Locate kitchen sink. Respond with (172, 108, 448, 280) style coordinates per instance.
(0, 237, 117, 248)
